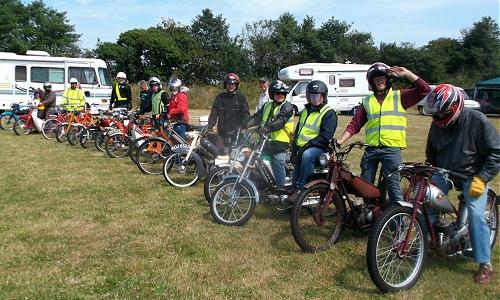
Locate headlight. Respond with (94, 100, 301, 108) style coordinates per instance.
(319, 153, 330, 166)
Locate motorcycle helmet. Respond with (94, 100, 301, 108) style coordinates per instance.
(223, 73, 240, 90)
(268, 80, 289, 101)
(426, 83, 464, 128)
(366, 62, 392, 92)
(116, 71, 127, 79)
(306, 80, 328, 105)
(148, 76, 162, 89)
(43, 82, 52, 91)
(168, 76, 182, 92)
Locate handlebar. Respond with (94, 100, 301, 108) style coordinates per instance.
(398, 162, 469, 182)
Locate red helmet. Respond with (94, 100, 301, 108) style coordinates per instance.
(224, 73, 240, 90)
(366, 62, 392, 91)
(426, 84, 464, 127)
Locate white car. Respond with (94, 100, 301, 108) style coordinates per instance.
(416, 85, 481, 115)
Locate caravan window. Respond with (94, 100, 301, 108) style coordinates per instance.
(98, 68, 111, 86)
(339, 78, 355, 87)
(329, 75, 335, 85)
(69, 67, 98, 84)
(15, 66, 27, 82)
(31, 67, 64, 83)
(295, 82, 309, 95)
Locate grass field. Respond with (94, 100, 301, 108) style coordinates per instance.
(0, 109, 499, 299)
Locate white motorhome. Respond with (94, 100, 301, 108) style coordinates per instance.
(278, 62, 371, 114)
(0, 50, 112, 111)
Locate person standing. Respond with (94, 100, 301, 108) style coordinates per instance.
(138, 80, 152, 115)
(167, 76, 189, 139)
(62, 78, 86, 111)
(149, 77, 169, 116)
(109, 72, 132, 110)
(255, 77, 270, 112)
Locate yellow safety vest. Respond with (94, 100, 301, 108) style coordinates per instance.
(363, 89, 407, 148)
(62, 88, 85, 111)
(151, 91, 165, 115)
(261, 101, 294, 144)
(114, 84, 127, 101)
(296, 105, 333, 147)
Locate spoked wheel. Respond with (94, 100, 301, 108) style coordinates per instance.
(94, 130, 108, 152)
(80, 127, 98, 149)
(105, 133, 131, 158)
(162, 152, 204, 187)
(13, 118, 31, 135)
(41, 119, 61, 139)
(486, 190, 499, 248)
(0, 114, 17, 130)
(290, 184, 346, 252)
(55, 123, 68, 143)
(209, 177, 257, 226)
(129, 136, 150, 165)
(135, 138, 171, 175)
(67, 124, 85, 145)
(204, 166, 232, 203)
(366, 205, 427, 293)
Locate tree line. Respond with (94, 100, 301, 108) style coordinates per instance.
(1, 1, 499, 88)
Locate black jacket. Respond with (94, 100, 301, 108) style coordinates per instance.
(292, 103, 337, 155)
(207, 91, 250, 139)
(243, 100, 294, 153)
(110, 82, 132, 107)
(426, 108, 500, 182)
(139, 89, 152, 113)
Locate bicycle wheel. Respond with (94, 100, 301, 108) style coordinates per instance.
(66, 124, 85, 145)
(94, 130, 107, 152)
(0, 114, 16, 130)
(204, 166, 232, 203)
(486, 190, 498, 248)
(41, 119, 61, 139)
(162, 152, 204, 187)
(80, 127, 98, 148)
(290, 184, 346, 252)
(105, 133, 131, 158)
(209, 177, 257, 226)
(366, 205, 427, 293)
(55, 123, 67, 143)
(136, 138, 171, 175)
(13, 118, 31, 135)
(129, 136, 151, 165)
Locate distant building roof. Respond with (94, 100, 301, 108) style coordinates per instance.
(476, 77, 500, 87)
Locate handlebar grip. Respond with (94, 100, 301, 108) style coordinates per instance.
(447, 170, 468, 181)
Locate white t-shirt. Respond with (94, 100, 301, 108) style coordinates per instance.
(256, 90, 270, 112)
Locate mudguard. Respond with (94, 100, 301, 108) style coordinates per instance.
(396, 200, 423, 214)
(303, 179, 330, 190)
(221, 175, 260, 203)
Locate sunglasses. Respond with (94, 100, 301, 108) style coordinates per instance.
(274, 92, 287, 96)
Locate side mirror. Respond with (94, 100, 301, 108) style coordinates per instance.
(292, 90, 297, 96)
(84, 91, 90, 97)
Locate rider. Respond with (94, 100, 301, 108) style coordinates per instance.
(138, 80, 152, 115)
(291, 80, 337, 191)
(425, 84, 500, 284)
(109, 72, 132, 110)
(336, 63, 430, 205)
(167, 76, 189, 139)
(37, 82, 56, 119)
(241, 80, 294, 188)
(149, 76, 169, 117)
(206, 73, 250, 151)
(62, 78, 86, 111)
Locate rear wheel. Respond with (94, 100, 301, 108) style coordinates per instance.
(66, 124, 85, 145)
(290, 184, 346, 252)
(136, 138, 171, 175)
(0, 114, 17, 130)
(13, 118, 31, 135)
(204, 166, 232, 203)
(94, 130, 108, 152)
(163, 151, 204, 187)
(105, 133, 131, 158)
(55, 123, 68, 143)
(41, 119, 61, 139)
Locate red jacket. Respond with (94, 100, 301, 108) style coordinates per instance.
(168, 92, 189, 124)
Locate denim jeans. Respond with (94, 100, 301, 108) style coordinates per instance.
(293, 147, 324, 189)
(270, 152, 287, 188)
(174, 123, 186, 140)
(360, 147, 403, 204)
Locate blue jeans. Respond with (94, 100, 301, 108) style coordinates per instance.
(174, 123, 186, 140)
(360, 147, 403, 204)
(270, 152, 287, 188)
(293, 147, 324, 189)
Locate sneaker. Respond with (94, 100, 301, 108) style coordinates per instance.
(474, 264, 493, 284)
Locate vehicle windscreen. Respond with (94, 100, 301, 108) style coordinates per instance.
(98, 68, 111, 86)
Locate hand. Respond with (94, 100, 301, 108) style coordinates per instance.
(388, 66, 409, 79)
(469, 175, 486, 198)
(257, 125, 270, 134)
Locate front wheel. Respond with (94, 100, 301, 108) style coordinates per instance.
(204, 166, 232, 202)
(366, 205, 427, 293)
(105, 133, 131, 158)
(290, 184, 346, 252)
(210, 178, 257, 226)
(66, 124, 85, 145)
(41, 119, 61, 139)
(162, 151, 204, 187)
(135, 138, 171, 175)
(0, 114, 17, 130)
(13, 118, 31, 135)
(55, 123, 68, 143)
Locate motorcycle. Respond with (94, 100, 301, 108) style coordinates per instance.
(366, 162, 498, 293)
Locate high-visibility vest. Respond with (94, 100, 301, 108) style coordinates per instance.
(151, 91, 165, 115)
(296, 104, 333, 147)
(261, 101, 294, 144)
(62, 88, 85, 111)
(363, 88, 407, 148)
(114, 84, 127, 101)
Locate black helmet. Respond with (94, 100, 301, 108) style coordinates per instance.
(43, 82, 52, 91)
(268, 80, 288, 101)
(223, 73, 240, 90)
(306, 80, 328, 104)
(366, 62, 392, 91)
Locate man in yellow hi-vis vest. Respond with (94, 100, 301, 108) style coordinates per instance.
(336, 63, 430, 204)
(109, 71, 132, 110)
(291, 80, 337, 190)
(242, 80, 294, 188)
(62, 78, 86, 111)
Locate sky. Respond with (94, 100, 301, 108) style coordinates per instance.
(26, 0, 500, 50)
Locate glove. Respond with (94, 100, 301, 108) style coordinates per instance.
(469, 175, 486, 198)
(257, 125, 270, 134)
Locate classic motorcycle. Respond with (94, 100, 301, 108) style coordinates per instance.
(366, 163, 498, 293)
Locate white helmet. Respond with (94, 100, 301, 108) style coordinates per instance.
(168, 76, 182, 90)
(116, 72, 127, 79)
(69, 77, 78, 83)
(148, 76, 162, 88)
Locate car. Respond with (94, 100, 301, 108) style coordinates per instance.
(416, 85, 481, 115)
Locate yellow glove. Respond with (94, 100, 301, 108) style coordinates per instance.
(469, 176, 486, 198)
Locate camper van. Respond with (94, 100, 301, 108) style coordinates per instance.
(278, 62, 371, 114)
(0, 50, 112, 111)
